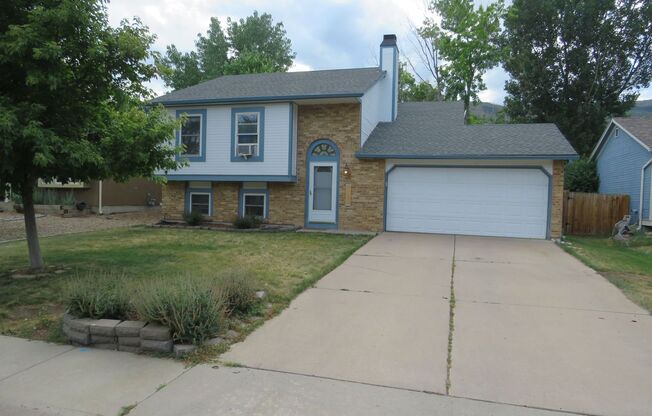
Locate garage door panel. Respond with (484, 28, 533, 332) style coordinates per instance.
(386, 167, 549, 239)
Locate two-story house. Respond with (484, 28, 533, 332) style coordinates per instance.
(152, 35, 578, 239)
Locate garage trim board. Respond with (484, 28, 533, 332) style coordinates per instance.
(384, 165, 552, 239)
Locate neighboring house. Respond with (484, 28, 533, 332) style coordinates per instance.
(37, 178, 161, 214)
(152, 34, 578, 239)
(590, 117, 652, 227)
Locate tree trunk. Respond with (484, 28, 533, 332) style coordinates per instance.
(22, 182, 44, 269)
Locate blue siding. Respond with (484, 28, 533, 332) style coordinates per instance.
(596, 126, 652, 223)
(644, 164, 651, 221)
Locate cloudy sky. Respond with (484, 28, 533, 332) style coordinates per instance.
(106, 0, 652, 104)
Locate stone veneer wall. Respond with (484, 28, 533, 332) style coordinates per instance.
(551, 160, 566, 239)
(212, 182, 240, 222)
(268, 103, 385, 232)
(161, 181, 185, 220)
(162, 182, 240, 222)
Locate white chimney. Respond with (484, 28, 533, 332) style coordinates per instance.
(379, 34, 398, 122)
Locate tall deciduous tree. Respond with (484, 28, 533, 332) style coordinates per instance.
(0, 0, 182, 269)
(399, 62, 440, 102)
(407, 21, 445, 100)
(157, 12, 296, 90)
(503, 0, 652, 155)
(426, 0, 505, 121)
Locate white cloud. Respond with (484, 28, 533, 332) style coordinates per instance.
(289, 61, 313, 72)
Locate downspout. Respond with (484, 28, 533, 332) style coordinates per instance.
(639, 158, 652, 229)
(98, 180, 103, 215)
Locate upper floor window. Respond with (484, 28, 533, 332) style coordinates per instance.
(176, 109, 207, 162)
(181, 115, 202, 156)
(232, 107, 265, 162)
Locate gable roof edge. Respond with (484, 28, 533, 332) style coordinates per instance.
(591, 119, 652, 160)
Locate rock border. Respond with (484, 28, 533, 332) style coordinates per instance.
(62, 313, 196, 357)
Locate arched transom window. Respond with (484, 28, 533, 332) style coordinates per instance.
(311, 142, 337, 157)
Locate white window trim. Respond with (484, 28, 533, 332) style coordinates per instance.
(189, 191, 211, 216)
(181, 114, 203, 157)
(235, 112, 260, 156)
(242, 192, 267, 218)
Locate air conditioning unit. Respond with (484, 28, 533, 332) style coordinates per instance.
(237, 144, 256, 158)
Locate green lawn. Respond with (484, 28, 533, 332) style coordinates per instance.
(0, 227, 371, 342)
(562, 234, 652, 313)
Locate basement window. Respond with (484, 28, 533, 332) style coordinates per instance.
(189, 192, 211, 216)
(242, 193, 266, 218)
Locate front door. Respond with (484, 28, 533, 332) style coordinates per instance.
(308, 161, 337, 224)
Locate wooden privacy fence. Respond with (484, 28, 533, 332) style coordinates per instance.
(563, 191, 630, 235)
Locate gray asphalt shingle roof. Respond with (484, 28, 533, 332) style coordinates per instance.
(151, 67, 384, 104)
(358, 102, 578, 159)
(613, 117, 652, 148)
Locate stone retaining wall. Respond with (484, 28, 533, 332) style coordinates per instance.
(62, 314, 189, 356)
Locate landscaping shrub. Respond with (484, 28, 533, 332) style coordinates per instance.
(183, 211, 204, 226)
(136, 278, 225, 344)
(565, 158, 599, 192)
(218, 270, 259, 315)
(65, 272, 133, 320)
(232, 215, 262, 229)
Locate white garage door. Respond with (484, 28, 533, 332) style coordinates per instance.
(386, 167, 550, 239)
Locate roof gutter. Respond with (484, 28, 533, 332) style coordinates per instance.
(151, 93, 364, 107)
(639, 158, 652, 228)
(355, 153, 581, 161)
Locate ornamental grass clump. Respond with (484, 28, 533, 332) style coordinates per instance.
(136, 278, 225, 345)
(65, 272, 133, 320)
(218, 270, 260, 315)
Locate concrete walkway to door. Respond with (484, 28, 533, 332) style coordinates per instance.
(223, 232, 652, 416)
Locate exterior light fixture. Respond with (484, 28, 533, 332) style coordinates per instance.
(343, 163, 351, 177)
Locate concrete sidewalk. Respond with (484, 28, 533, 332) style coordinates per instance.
(130, 365, 577, 416)
(0, 336, 576, 416)
(0, 335, 187, 416)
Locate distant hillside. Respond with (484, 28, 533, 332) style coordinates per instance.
(629, 99, 652, 117)
(470, 100, 652, 119)
(470, 102, 504, 118)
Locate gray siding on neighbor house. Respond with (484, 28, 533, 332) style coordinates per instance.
(596, 125, 652, 222)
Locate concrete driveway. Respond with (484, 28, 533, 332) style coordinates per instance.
(223, 232, 652, 416)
